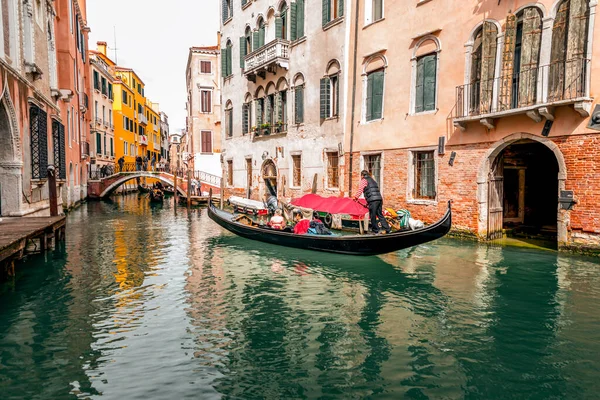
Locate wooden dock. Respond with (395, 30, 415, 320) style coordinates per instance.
(177, 195, 220, 207)
(0, 216, 66, 278)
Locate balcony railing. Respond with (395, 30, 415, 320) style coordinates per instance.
(252, 122, 288, 138)
(81, 141, 90, 158)
(453, 59, 591, 129)
(95, 117, 102, 125)
(139, 135, 148, 145)
(79, 92, 88, 111)
(139, 114, 148, 125)
(244, 39, 290, 79)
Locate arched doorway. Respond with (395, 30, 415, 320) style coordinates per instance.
(479, 133, 566, 244)
(261, 159, 277, 198)
(0, 99, 22, 216)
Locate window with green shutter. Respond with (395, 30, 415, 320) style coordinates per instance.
(366, 69, 384, 121)
(239, 36, 246, 68)
(320, 77, 331, 119)
(295, 86, 304, 124)
(322, 0, 331, 26)
(415, 54, 437, 113)
(96, 132, 102, 155)
(256, 99, 263, 127)
(93, 71, 100, 90)
(323, 0, 342, 26)
(242, 103, 250, 135)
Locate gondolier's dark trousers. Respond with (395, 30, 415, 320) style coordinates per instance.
(368, 200, 390, 233)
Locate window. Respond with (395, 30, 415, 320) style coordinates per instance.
(246, 158, 252, 190)
(255, 97, 264, 127)
(254, 18, 266, 51)
(108, 83, 113, 100)
(549, 1, 589, 102)
(322, 0, 344, 27)
(124, 141, 128, 155)
(201, 131, 212, 153)
(94, 101, 98, 119)
(68, 0, 73, 33)
(200, 60, 212, 74)
(122, 90, 128, 105)
(321, 72, 340, 119)
(52, 121, 66, 180)
(101, 77, 107, 96)
(365, 0, 383, 25)
(326, 152, 339, 188)
(222, 0, 233, 23)
(201, 90, 212, 113)
(363, 154, 382, 186)
(292, 154, 302, 187)
(366, 69, 384, 121)
(221, 40, 233, 78)
(413, 151, 435, 199)
(242, 98, 252, 135)
(102, 105, 105, 124)
(227, 159, 233, 186)
(277, 90, 287, 128)
(130, 144, 135, 156)
(109, 110, 112, 126)
(469, 22, 498, 115)
(276, 4, 288, 40)
(415, 54, 436, 113)
(225, 101, 233, 137)
(103, 133, 107, 156)
(93, 71, 100, 90)
(290, 0, 305, 40)
(30, 105, 49, 179)
(110, 138, 114, 157)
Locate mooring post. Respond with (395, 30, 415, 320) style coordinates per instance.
(187, 169, 192, 208)
(220, 177, 224, 209)
(48, 165, 58, 217)
(174, 169, 178, 209)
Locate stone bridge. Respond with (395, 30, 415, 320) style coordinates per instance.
(88, 171, 221, 199)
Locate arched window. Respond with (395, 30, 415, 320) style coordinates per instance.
(364, 54, 387, 120)
(549, 0, 590, 101)
(221, 40, 233, 78)
(254, 17, 266, 50)
(225, 100, 233, 138)
(412, 37, 440, 114)
(276, 78, 289, 131)
(498, 7, 543, 110)
(469, 22, 498, 115)
(254, 86, 265, 133)
(321, 60, 341, 119)
(265, 82, 277, 127)
(240, 26, 253, 69)
(293, 73, 305, 124)
(276, 3, 288, 40)
(222, 0, 233, 23)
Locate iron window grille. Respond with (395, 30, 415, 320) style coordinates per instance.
(30, 105, 49, 180)
(414, 151, 436, 199)
(327, 152, 339, 188)
(52, 120, 66, 180)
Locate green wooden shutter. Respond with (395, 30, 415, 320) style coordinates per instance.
(366, 73, 374, 121)
(222, 0, 228, 23)
(322, 0, 330, 26)
(335, 76, 340, 116)
(276, 92, 283, 122)
(228, 46, 233, 76)
(295, 86, 304, 123)
(320, 77, 330, 118)
(338, 0, 344, 17)
(252, 31, 259, 51)
(290, 2, 297, 40)
(242, 103, 249, 134)
(259, 26, 265, 47)
(423, 55, 437, 111)
(265, 96, 272, 124)
(96, 132, 102, 154)
(221, 49, 227, 77)
(110, 138, 114, 156)
(239, 36, 246, 68)
(415, 57, 425, 113)
(498, 13, 517, 110)
(297, 0, 305, 37)
(256, 100, 263, 126)
(372, 71, 384, 119)
(275, 17, 283, 39)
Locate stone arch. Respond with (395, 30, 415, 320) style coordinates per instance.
(255, 85, 265, 98)
(465, 19, 502, 46)
(99, 173, 187, 198)
(265, 81, 277, 95)
(276, 77, 289, 91)
(326, 59, 341, 75)
(0, 91, 21, 163)
(363, 53, 387, 75)
(514, 2, 548, 18)
(261, 158, 278, 197)
(412, 35, 441, 59)
(476, 132, 567, 242)
(0, 92, 23, 216)
(293, 72, 305, 86)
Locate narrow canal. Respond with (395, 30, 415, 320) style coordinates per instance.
(1, 195, 599, 399)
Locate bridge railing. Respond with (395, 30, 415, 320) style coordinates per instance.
(193, 171, 221, 186)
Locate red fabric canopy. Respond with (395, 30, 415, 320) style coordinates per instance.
(290, 194, 368, 217)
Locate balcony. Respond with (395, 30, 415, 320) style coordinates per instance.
(81, 141, 90, 158)
(153, 142, 161, 151)
(244, 39, 290, 82)
(252, 122, 288, 140)
(79, 92, 88, 112)
(452, 59, 592, 130)
(139, 135, 148, 145)
(138, 114, 148, 125)
(95, 117, 102, 125)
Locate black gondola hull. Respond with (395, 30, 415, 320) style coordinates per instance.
(207, 202, 451, 256)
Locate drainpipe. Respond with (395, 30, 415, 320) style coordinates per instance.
(348, 0, 361, 195)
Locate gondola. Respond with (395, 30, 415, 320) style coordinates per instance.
(138, 184, 150, 193)
(149, 189, 164, 203)
(207, 195, 452, 256)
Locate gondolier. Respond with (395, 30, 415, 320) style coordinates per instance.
(353, 170, 391, 234)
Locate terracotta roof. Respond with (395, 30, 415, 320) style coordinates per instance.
(190, 45, 219, 51)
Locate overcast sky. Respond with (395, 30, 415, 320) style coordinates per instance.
(87, 0, 219, 133)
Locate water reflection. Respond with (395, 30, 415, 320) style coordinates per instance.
(0, 197, 599, 399)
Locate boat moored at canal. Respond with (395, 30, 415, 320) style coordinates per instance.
(207, 199, 452, 256)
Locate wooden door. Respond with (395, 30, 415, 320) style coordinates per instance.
(488, 156, 504, 240)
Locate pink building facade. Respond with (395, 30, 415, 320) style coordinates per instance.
(344, 0, 600, 252)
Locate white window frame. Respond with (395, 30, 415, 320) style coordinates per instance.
(324, 150, 340, 190)
(365, 0, 384, 26)
(200, 130, 213, 154)
(200, 60, 212, 74)
(200, 88, 213, 113)
(361, 58, 387, 124)
(406, 146, 438, 205)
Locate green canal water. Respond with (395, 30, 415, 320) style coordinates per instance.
(1, 195, 600, 399)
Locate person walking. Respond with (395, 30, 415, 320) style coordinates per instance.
(143, 156, 148, 171)
(118, 156, 125, 172)
(151, 155, 156, 171)
(353, 170, 391, 234)
(135, 155, 142, 171)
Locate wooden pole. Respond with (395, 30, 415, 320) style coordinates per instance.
(220, 177, 224, 209)
(173, 168, 178, 208)
(48, 166, 58, 217)
(187, 169, 192, 208)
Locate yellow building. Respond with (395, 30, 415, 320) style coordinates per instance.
(91, 42, 163, 166)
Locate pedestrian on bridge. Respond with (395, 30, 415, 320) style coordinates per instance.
(151, 155, 156, 171)
(118, 156, 125, 172)
(136, 156, 142, 171)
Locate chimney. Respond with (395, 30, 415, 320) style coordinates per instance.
(97, 41, 107, 56)
(217, 32, 221, 49)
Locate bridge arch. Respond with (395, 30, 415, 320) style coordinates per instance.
(99, 173, 187, 198)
